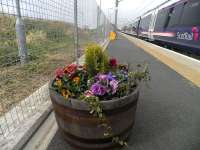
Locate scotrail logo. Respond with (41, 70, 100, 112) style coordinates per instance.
(177, 27, 199, 41)
(177, 32, 193, 41)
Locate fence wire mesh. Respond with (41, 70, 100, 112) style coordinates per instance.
(0, 0, 113, 138)
(77, 0, 112, 56)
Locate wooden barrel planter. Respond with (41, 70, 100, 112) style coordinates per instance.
(50, 84, 139, 150)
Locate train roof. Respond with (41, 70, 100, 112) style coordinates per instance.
(159, 0, 188, 10)
(138, 0, 192, 20)
(141, 0, 182, 16)
(125, 0, 191, 27)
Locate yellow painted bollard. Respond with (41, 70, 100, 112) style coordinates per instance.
(109, 31, 116, 41)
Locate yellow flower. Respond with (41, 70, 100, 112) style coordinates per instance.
(73, 77, 80, 85)
(83, 64, 87, 70)
(55, 79, 62, 88)
(61, 89, 71, 99)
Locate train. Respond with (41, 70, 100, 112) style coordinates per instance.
(122, 0, 200, 55)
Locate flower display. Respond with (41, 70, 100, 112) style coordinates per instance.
(51, 44, 150, 148)
(52, 45, 149, 101)
(52, 58, 138, 100)
(50, 45, 149, 146)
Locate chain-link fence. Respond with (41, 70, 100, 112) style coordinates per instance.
(77, 0, 112, 57)
(0, 0, 113, 138)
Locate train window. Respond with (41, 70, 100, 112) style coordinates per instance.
(132, 21, 139, 32)
(181, 0, 200, 26)
(140, 15, 151, 31)
(167, 3, 184, 28)
(135, 21, 139, 29)
(154, 9, 169, 31)
(135, 21, 139, 33)
(163, 7, 174, 28)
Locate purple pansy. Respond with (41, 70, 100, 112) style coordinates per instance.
(107, 72, 116, 81)
(90, 72, 119, 96)
(95, 73, 116, 82)
(90, 83, 107, 96)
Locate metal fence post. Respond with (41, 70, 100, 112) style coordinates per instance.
(96, 0, 102, 43)
(96, 5, 99, 42)
(103, 15, 106, 41)
(74, 0, 79, 65)
(115, 0, 118, 32)
(15, 0, 28, 64)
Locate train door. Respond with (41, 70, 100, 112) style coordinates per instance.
(149, 9, 158, 41)
(136, 17, 141, 37)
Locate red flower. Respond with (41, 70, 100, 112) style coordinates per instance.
(55, 68, 64, 78)
(64, 64, 77, 75)
(109, 58, 117, 67)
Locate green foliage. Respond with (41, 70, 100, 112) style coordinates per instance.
(116, 83, 129, 98)
(0, 15, 75, 66)
(128, 63, 150, 88)
(81, 96, 103, 118)
(85, 44, 109, 77)
(112, 137, 128, 146)
(26, 30, 47, 44)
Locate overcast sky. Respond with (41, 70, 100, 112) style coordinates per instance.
(96, 0, 179, 26)
(1, 0, 180, 28)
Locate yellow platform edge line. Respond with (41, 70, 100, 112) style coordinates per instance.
(121, 33, 200, 88)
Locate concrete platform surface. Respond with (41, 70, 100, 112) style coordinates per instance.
(47, 34, 200, 150)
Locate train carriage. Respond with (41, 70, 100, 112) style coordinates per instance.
(138, 14, 152, 39)
(153, 0, 200, 54)
(124, 0, 200, 54)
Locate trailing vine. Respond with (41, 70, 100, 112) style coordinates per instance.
(81, 95, 128, 146)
